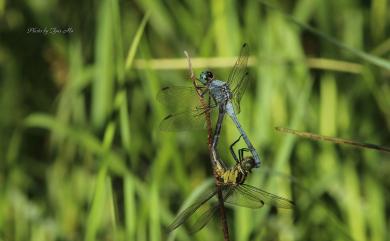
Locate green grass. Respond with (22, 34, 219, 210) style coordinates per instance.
(1, 0, 389, 241)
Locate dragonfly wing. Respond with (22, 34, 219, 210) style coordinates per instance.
(231, 72, 249, 114)
(226, 44, 250, 114)
(167, 189, 217, 232)
(189, 185, 235, 233)
(238, 184, 294, 209)
(157, 86, 203, 111)
(158, 86, 216, 131)
(223, 185, 265, 208)
(159, 110, 207, 131)
(190, 184, 263, 233)
(187, 204, 219, 234)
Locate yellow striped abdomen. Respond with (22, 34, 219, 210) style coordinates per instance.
(219, 167, 246, 185)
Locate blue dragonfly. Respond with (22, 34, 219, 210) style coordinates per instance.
(158, 44, 261, 167)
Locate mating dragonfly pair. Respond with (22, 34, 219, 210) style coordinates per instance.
(158, 44, 390, 233)
(158, 44, 294, 233)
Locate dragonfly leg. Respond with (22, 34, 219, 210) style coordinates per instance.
(238, 148, 250, 161)
(193, 80, 206, 97)
(200, 88, 209, 98)
(230, 135, 243, 163)
(193, 78, 202, 88)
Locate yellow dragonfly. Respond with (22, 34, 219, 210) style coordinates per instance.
(167, 135, 294, 233)
(275, 127, 390, 153)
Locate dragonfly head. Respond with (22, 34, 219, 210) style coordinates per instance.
(199, 71, 214, 85)
(240, 157, 256, 173)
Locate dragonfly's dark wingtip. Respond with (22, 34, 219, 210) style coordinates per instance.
(282, 199, 295, 209)
(161, 86, 170, 91)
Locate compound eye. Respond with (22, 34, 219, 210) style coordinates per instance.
(207, 71, 213, 79)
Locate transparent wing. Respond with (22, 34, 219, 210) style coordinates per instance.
(168, 182, 292, 233)
(167, 188, 217, 232)
(226, 43, 250, 113)
(187, 204, 219, 234)
(188, 186, 233, 233)
(157, 86, 204, 112)
(157, 86, 216, 131)
(231, 72, 249, 114)
(237, 184, 294, 209)
(223, 185, 265, 209)
(159, 110, 207, 131)
(189, 184, 267, 233)
(187, 184, 264, 233)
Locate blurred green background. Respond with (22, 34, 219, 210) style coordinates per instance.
(1, 0, 389, 241)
